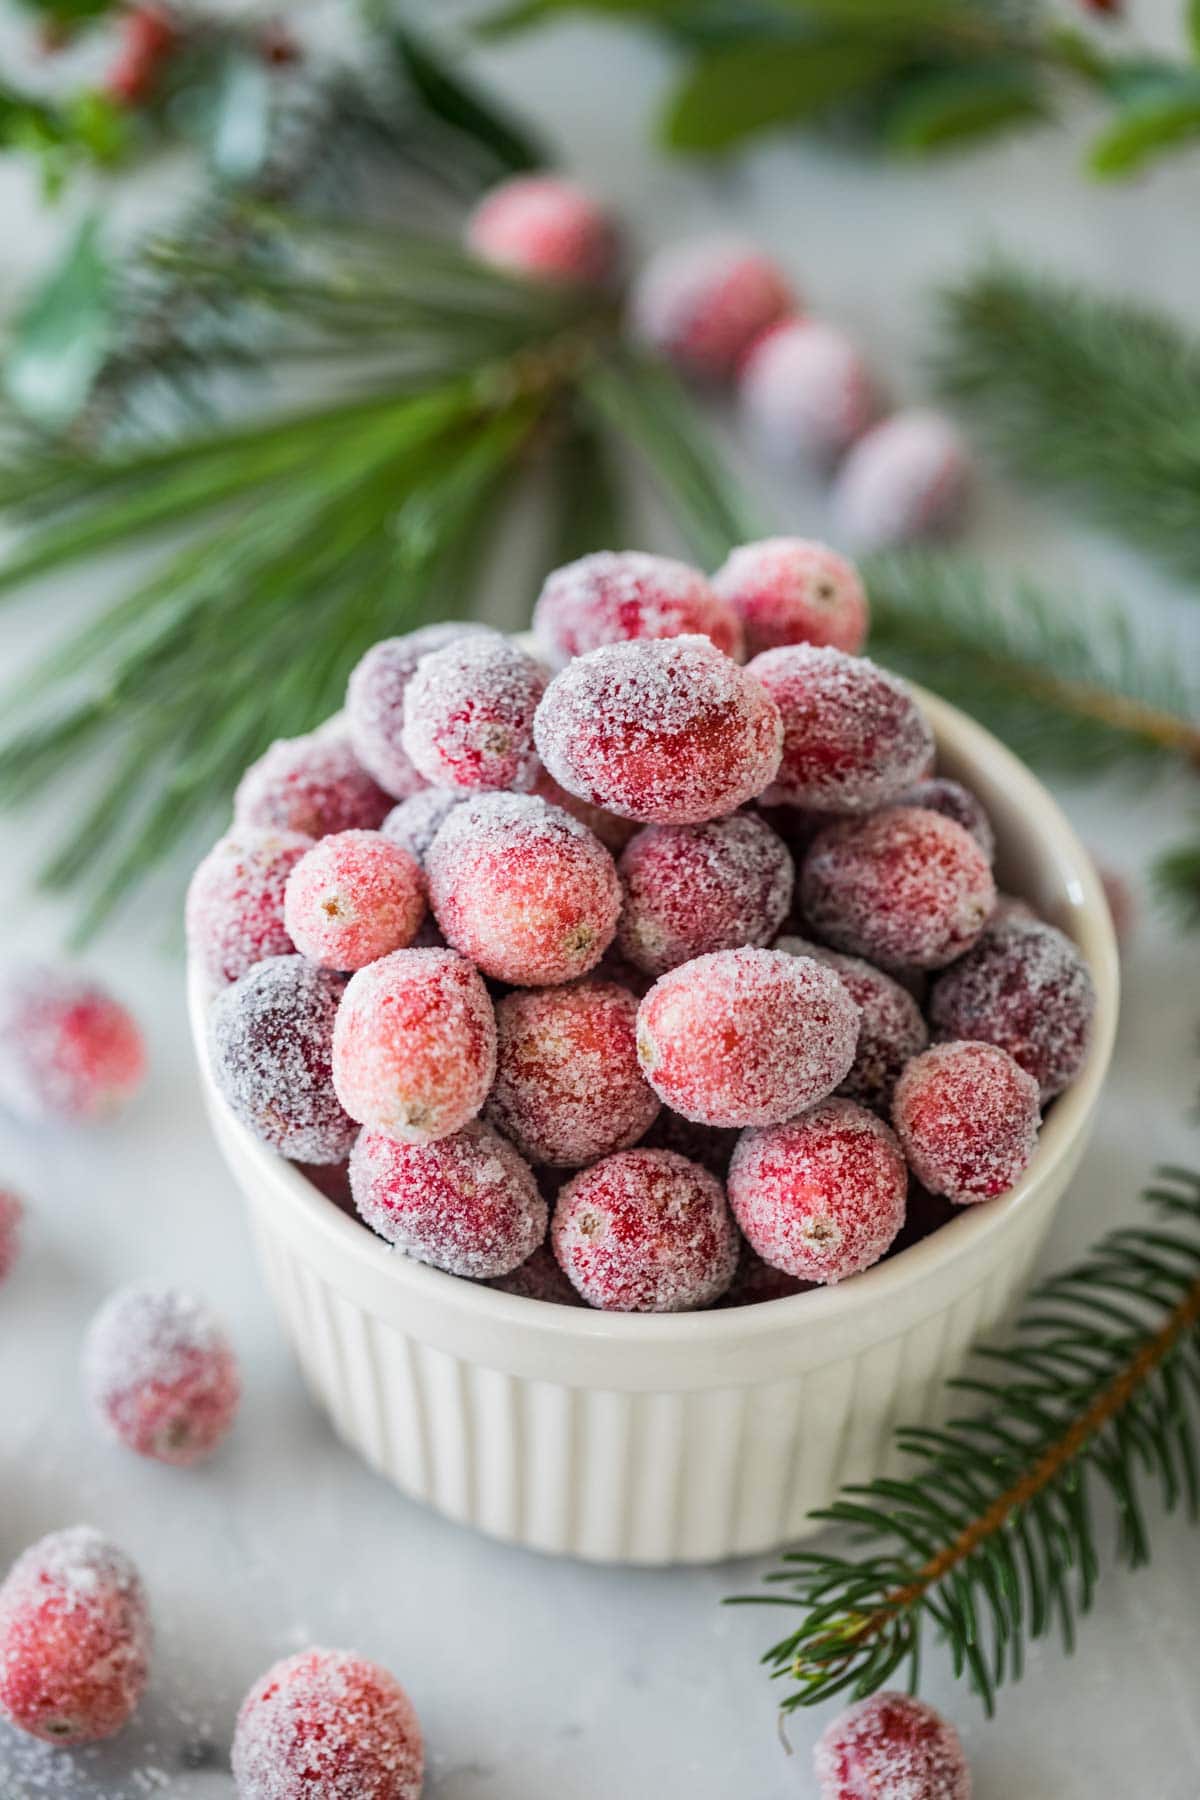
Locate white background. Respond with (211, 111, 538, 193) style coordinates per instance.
(1, 3, 1200, 1794)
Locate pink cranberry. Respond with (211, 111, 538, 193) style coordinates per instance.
(747, 644, 933, 813)
(232, 1647, 423, 1800)
(632, 237, 795, 380)
(83, 1286, 240, 1467)
(893, 1039, 1041, 1203)
(718, 1241, 813, 1306)
(729, 1099, 907, 1283)
(0, 965, 145, 1125)
(891, 776, 995, 859)
(530, 765, 636, 852)
(234, 728, 391, 838)
(636, 947, 859, 1128)
(832, 408, 972, 550)
(552, 1148, 738, 1311)
(713, 537, 868, 659)
(466, 174, 618, 285)
(617, 812, 793, 976)
(533, 549, 743, 665)
(486, 980, 660, 1166)
(0, 1187, 21, 1284)
(815, 1691, 972, 1800)
(739, 318, 878, 464)
(0, 1527, 150, 1745)
(534, 635, 782, 825)
(401, 631, 547, 793)
(332, 947, 496, 1143)
(776, 935, 929, 1112)
(929, 914, 1096, 1098)
(426, 792, 620, 986)
(381, 787, 468, 866)
(283, 830, 425, 972)
(346, 622, 489, 798)
(490, 1238, 584, 1305)
(187, 828, 313, 985)
(801, 806, 996, 970)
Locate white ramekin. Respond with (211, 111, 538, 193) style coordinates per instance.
(190, 687, 1118, 1565)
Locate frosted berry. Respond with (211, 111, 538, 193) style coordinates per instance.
(486, 980, 660, 1167)
(815, 1691, 972, 1800)
(718, 1242, 813, 1306)
(490, 1238, 583, 1305)
(0, 964, 145, 1125)
(332, 947, 496, 1144)
(748, 644, 933, 813)
(401, 631, 547, 793)
(83, 1286, 240, 1467)
(712, 537, 868, 658)
(636, 947, 859, 1128)
(0, 1187, 23, 1285)
(350, 1119, 545, 1279)
(890, 775, 995, 860)
(232, 1647, 423, 1800)
(929, 914, 1096, 1098)
(235, 729, 391, 838)
(729, 1099, 907, 1283)
(534, 635, 782, 825)
(208, 956, 356, 1164)
(466, 173, 618, 286)
(283, 830, 425, 972)
(530, 765, 636, 852)
(426, 792, 620, 986)
(776, 935, 929, 1112)
(617, 812, 793, 976)
(381, 787, 468, 866)
(346, 622, 489, 798)
(633, 237, 794, 380)
(739, 318, 877, 464)
(801, 806, 996, 969)
(833, 408, 972, 550)
(0, 1527, 150, 1745)
(187, 828, 313, 985)
(533, 549, 743, 666)
(552, 1148, 738, 1311)
(892, 1039, 1041, 1203)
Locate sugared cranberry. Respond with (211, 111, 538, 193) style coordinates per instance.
(890, 775, 995, 860)
(84, 1286, 240, 1467)
(893, 1039, 1041, 1203)
(105, 3, 179, 106)
(232, 1647, 423, 1800)
(552, 1148, 737, 1311)
(235, 729, 391, 838)
(466, 174, 618, 285)
(0, 1187, 23, 1285)
(815, 1691, 972, 1800)
(728, 1099, 907, 1283)
(636, 947, 859, 1128)
(832, 408, 971, 550)
(801, 806, 996, 970)
(0, 965, 145, 1125)
(401, 631, 547, 793)
(490, 1238, 583, 1305)
(381, 787, 468, 866)
(530, 766, 636, 852)
(486, 980, 660, 1166)
(426, 792, 620, 986)
(534, 635, 782, 825)
(632, 238, 795, 380)
(533, 549, 743, 665)
(332, 947, 496, 1144)
(712, 537, 868, 659)
(346, 622, 488, 799)
(776, 935, 929, 1112)
(0, 1528, 150, 1745)
(617, 813, 793, 976)
(739, 319, 877, 465)
(283, 830, 425, 972)
(187, 828, 313, 985)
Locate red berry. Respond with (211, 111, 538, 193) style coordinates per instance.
(346, 623, 489, 800)
(401, 632, 547, 794)
(616, 812, 794, 976)
(0, 1187, 23, 1285)
(892, 1039, 1041, 1203)
(530, 765, 636, 853)
(187, 827, 313, 985)
(283, 830, 425, 972)
(533, 549, 743, 666)
(712, 537, 869, 659)
(466, 174, 618, 286)
(534, 635, 783, 825)
(739, 319, 878, 464)
(833, 408, 971, 551)
(777, 935, 929, 1112)
(381, 787, 468, 866)
(486, 979, 660, 1167)
(232, 1647, 423, 1800)
(426, 792, 620, 986)
(801, 806, 996, 970)
(635, 946, 859, 1128)
(633, 238, 795, 380)
(332, 947, 496, 1144)
(0, 965, 145, 1125)
(0, 1528, 150, 1745)
(84, 1286, 240, 1467)
(490, 1238, 584, 1305)
(815, 1691, 971, 1800)
(729, 1098, 907, 1284)
(235, 729, 391, 839)
(890, 775, 995, 860)
(552, 1148, 738, 1311)
(105, 4, 179, 106)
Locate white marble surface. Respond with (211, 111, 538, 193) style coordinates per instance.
(2, 5, 1200, 1795)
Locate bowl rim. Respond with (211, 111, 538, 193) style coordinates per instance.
(190, 684, 1119, 1349)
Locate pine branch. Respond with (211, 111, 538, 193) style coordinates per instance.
(736, 1167, 1200, 1716)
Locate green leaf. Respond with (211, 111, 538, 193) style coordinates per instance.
(390, 23, 545, 172)
(883, 63, 1048, 154)
(1190, 0, 1200, 61)
(660, 36, 900, 151)
(5, 213, 113, 428)
(209, 52, 272, 184)
(1088, 75, 1200, 176)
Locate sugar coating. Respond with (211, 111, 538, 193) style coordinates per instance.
(776, 935, 929, 1112)
(729, 1099, 907, 1284)
(533, 549, 743, 666)
(801, 806, 996, 970)
(833, 408, 972, 551)
(187, 828, 313, 985)
(636, 947, 860, 1128)
(346, 622, 488, 798)
(234, 729, 391, 838)
(929, 914, 1095, 1098)
(426, 791, 620, 986)
(486, 980, 660, 1167)
(332, 947, 496, 1144)
(0, 1526, 150, 1746)
(891, 776, 995, 860)
(739, 319, 878, 464)
(83, 1286, 240, 1467)
(0, 1187, 23, 1285)
(489, 1238, 585, 1306)
(748, 644, 933, 813)
(381, 787, 468, 866)
(0, 963, 145, 1125)
(712, 536, 869, 659)
(350, 1118, 546, 1279)
(717, 1240, 814, 1306)
(892, 1039, 1041, 1204)
(208, 956, 357, 1164)
(283, 830, 426, 972)
(466, 173, 617, 285)
(815, 1691, 972, 1800)
(552, 1148, 738, 1311)
(617, 813, 794, 976)
(632, 237, 795, 380)
(530, 765, 636, 852)
(533, 634, 783, 825)
(232, 1646, 423, 1800)
(401, 631, 547, 793)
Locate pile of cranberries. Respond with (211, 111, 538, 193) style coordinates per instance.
(191, 540, 1096, 1316)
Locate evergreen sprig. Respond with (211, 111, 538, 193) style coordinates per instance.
(737, 1166, 1200, 1716)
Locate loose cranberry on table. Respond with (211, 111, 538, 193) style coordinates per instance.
(815, 1691, 972, 1800)
(712, 536, 869, 658)
(0, 1187, 22, 1284)
(533, 548, 743, 665)
(893, 1040, 1042, 1204)
(235, 728, 391, 838)
(776, 935, 929, 1114)
(401, 631, 547, 794)
(616, 812, 794, 976)
(84, 1285, 241, 1467)
(832, 407, 972, 551)
(466, 173, 618, 286)
(346, 621, 489, 800)
(739, 319, 878, 467)
(187, 827, 313, 985)
(0, 964, 145, 1125)
(632, 237, 795, 380)
(232, 1646, 423, 1800)
(283, 830, 426, 972)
